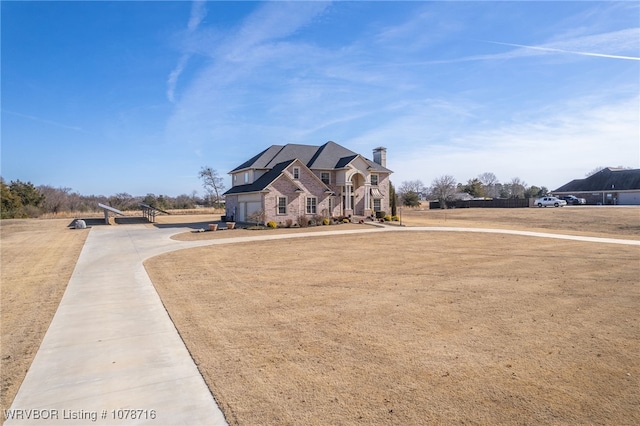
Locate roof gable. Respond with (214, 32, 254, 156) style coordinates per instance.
(224, 160, 294, 195)
(288, 158, 332, 190)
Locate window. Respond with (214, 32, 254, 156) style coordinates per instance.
(293, 167, 300, 179)
(373, 199, 381, 212)
(321, 172, 330, 185)
(244, 172, 249, 183)
(306, 197, 317, 214)
(277, 196, 287, 215)
(371, 174, 379, 186)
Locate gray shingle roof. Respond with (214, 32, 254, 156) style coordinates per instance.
(554, 168, 640, 192)
(230, 141, 392, 173)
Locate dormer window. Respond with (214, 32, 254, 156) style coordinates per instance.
(321, 172, 330, 184)
(244, 172, 249, 183)
(293, 167, 300, 179)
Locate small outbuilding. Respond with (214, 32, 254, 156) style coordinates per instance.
(553, 168, 640, 205)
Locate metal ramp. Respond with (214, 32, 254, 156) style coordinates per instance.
(98, 203, 125, 225)
(139, 202, 170, 223)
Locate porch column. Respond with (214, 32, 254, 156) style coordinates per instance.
(363, 183, 372, 217)
(344, 184, 353, 216)
(345, 184, 351, 210)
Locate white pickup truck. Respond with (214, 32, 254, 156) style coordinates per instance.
(534, 196, 567, 207)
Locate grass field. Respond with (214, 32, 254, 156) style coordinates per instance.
(1, 207, 638, 424)
(146, 207, 640, 425)
(0, 219, 89, 413)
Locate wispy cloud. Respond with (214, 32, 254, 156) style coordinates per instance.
(166, 1, 332, 144)
(167, 0, 208, 102)
(187, 0, 206, 32)
(386, 94, 639, 189)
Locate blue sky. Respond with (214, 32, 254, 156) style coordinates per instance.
(2, 1, 639, 197)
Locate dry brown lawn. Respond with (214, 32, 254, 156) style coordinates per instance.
(0, 219, 89, 413)
(399, 205, 640, 238)
(1, 208, 638, 424)
(147, 207, 640, 425)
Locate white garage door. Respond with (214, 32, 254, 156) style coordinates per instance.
(618, 192, 640, 205)
(238, 201, 263, 222)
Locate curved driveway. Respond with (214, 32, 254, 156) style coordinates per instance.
(6, 224, 638, 425)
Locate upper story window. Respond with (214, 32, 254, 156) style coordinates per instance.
(371, 174, 379, 186)
(244, 172, 250, 183)
(293, 167, 300, 179)
(321, 172, 330, 185)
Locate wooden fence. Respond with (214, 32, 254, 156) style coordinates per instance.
(429, 198, 531, 209)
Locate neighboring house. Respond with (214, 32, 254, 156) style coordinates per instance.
(553, 167, 640, 205)
(453, 192, 473, 201)
(223, 141, 392, 224)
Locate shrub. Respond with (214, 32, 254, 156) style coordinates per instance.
(384, 215, 392, 221)
(285, 218, 293, 228)
(343, 218, 350, 223)
(267, 221, 277, 228)
(392, 215, 400, 222)
(375, 211, 386, 219)
(322, 218, 330, 226)
(297, 215, 309, 228)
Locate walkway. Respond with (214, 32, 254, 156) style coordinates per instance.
(6, 224, 638, 425)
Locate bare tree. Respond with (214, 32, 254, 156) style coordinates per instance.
(247, 209, 265, 226)
(585, 166, 605, 177)
(429, 175, 457, 208)
(38, 185, 72, 214)
(478, 172, 499, 198)
(398, 180, 425, 195)
(108, 192, 134, 211)
(398, 180, 425, 206)
(198, 167, 226, 207)
(509, 177, 527, 198)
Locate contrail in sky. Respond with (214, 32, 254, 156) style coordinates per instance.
(488, 40, 640, 61)
(2, 109, 85, 132)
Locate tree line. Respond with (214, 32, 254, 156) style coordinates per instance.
(0, 178, 217, 219)
(1, 167, 228, 219)
(397, 172, 550, 207)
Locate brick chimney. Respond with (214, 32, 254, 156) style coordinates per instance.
(373, 146, 387, 168)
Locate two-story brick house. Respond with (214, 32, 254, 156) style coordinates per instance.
(223, 141, 392, 224)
